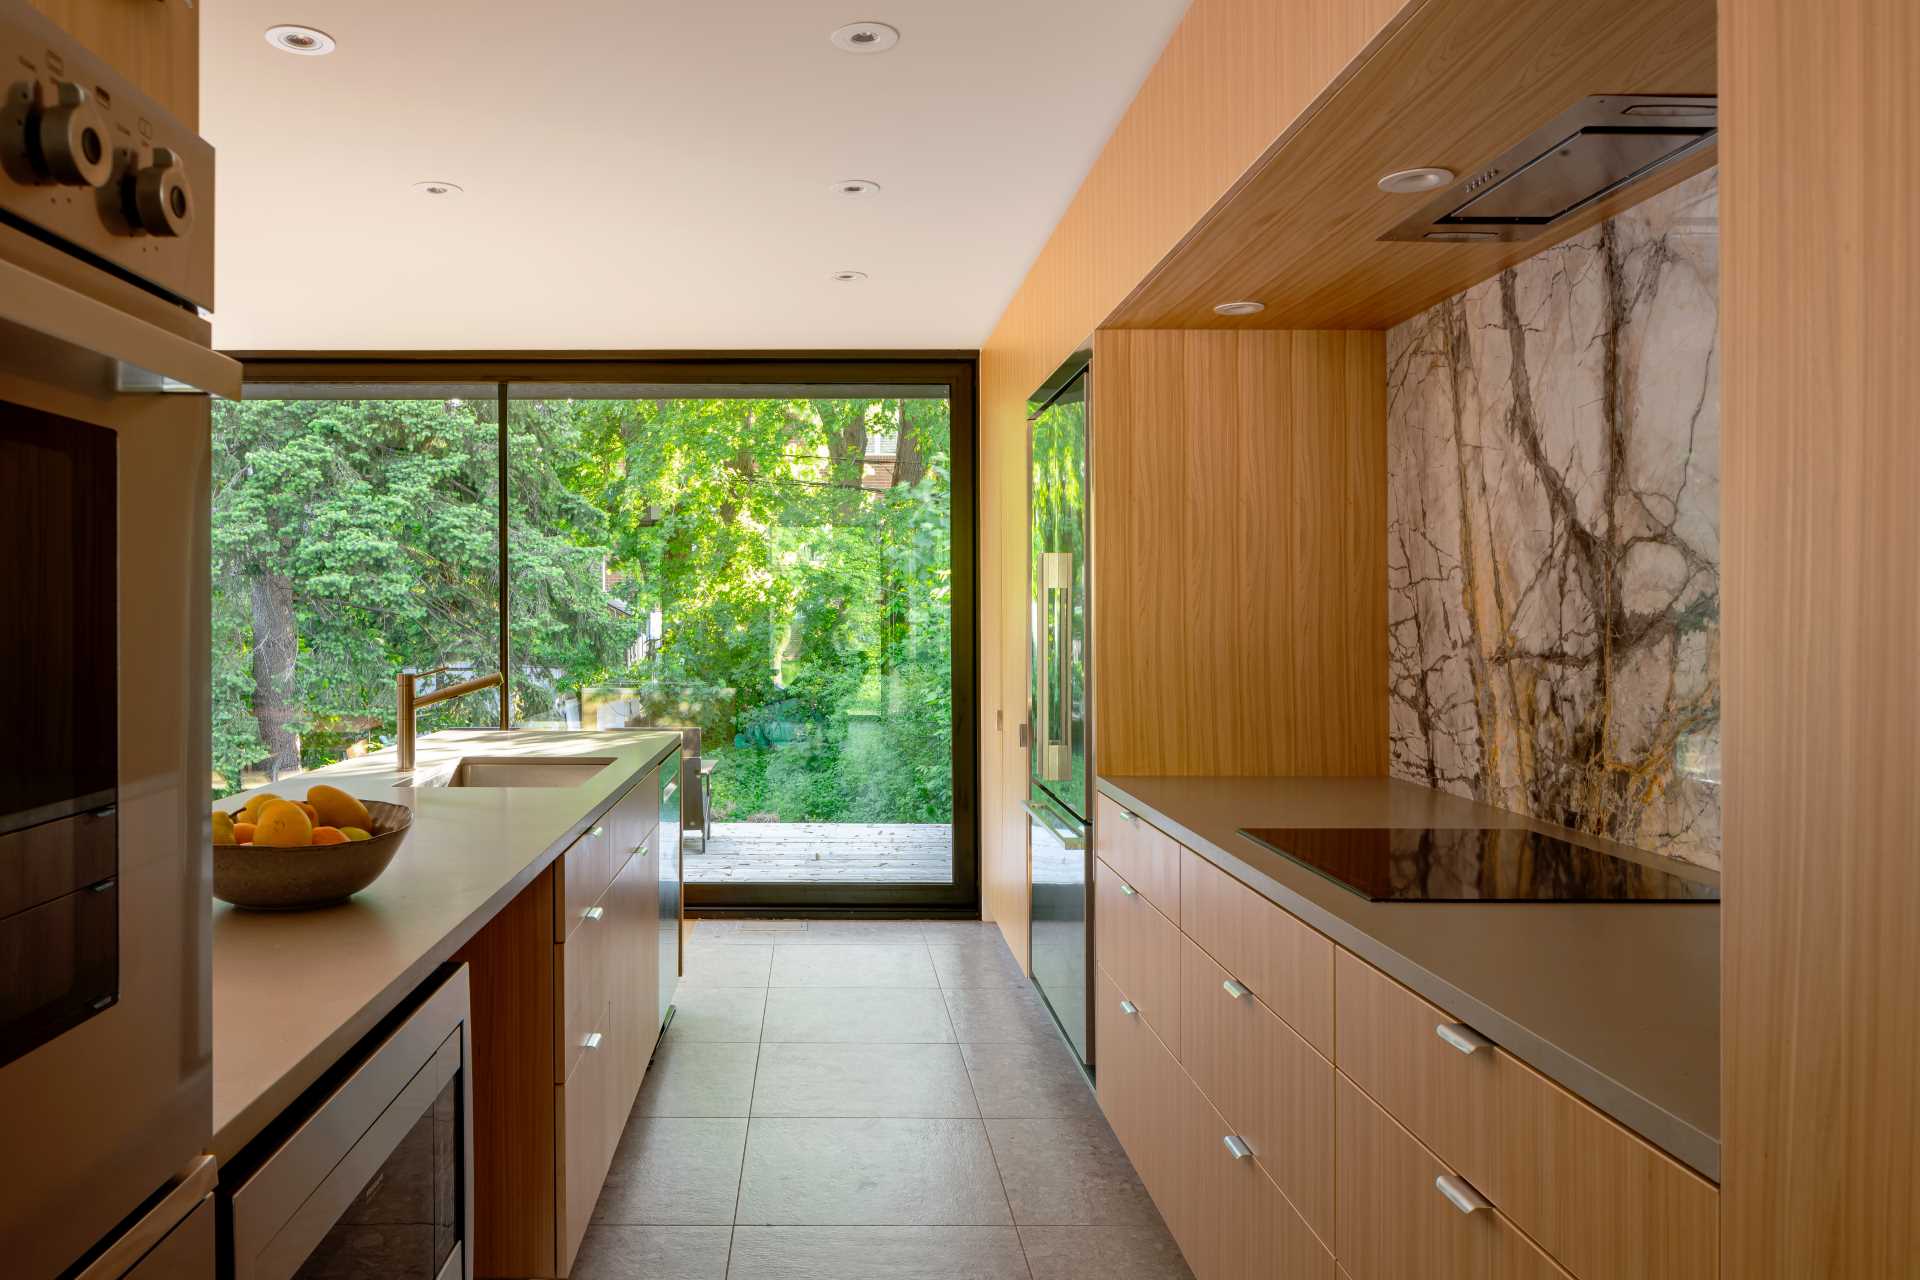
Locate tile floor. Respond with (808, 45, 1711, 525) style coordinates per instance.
(576, 918, 1193, 1280)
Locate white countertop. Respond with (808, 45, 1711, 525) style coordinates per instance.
(210, 728, 680, 1161)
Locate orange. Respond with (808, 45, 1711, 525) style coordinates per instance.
(233, 822, 257, 844)
(311, 826, 347, 845)
(253, 800, 313, 847)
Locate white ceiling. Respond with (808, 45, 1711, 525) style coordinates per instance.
(201, 0, 1190, 351)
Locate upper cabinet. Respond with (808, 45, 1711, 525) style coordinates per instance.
(27, 0, 198, 126)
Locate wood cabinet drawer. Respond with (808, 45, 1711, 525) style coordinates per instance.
(557, 874, 616, 1084)
(1095, 792, 1181, 917)
(1336, 1074, 1558, 1280)
(1180, 848, 1333, 1054)
(608, 831, 661, 1107)
(1094, 966, 1187, 1221)
(556, 819, 618, 943)
(1180, 934, 1334, 1244)
(1334, 950, 1718, 1280)
(1095, 856, 1183, 1050)
(1174, 1064, 1336, 1280)
(555, 1022, 613, 1275)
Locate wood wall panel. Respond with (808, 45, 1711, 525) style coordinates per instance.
(1091, 329, 1387, 780)
(976, 0, 1410, 965)
(1721, 0, 1920, 1274)
(27, 0, 198, 127)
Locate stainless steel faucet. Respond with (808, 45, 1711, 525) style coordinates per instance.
(396, 666, 505, 772)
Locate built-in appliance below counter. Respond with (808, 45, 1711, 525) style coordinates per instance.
(1238, 825, 1719, 903)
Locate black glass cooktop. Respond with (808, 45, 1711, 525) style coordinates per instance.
(1236, 827, 1719, 903)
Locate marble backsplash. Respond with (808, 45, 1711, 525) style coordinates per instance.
(1386, 169, 1720, 869)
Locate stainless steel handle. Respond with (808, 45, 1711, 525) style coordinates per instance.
(1119, 808, 1140, 824)
(582, 906, 604, 921)
(1055, 568, 1071, 745)
(1023, 800, 1086, 851)
(591, 825, 606, 838)
(583, 1032, 604, 1050)
(1222, 978, 1250, 1000)
(1119, 882, 1138, 898)
(1223, 1135, 1253, 1160)
(662, 780, 678, 803)
(1436, 1023, 1493, 1055)
(635, 842, 650, 858)
(1038, 550, 1073, 781)
(1119, 999, 1138, 1016)
(1435, 1174, 1490, 1215)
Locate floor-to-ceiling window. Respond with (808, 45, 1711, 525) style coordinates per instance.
(214, 359, 977, 912)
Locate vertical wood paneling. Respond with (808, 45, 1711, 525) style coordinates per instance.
(1090, 329, 1387, 782)
(1721, 0, 1920, 1274)
(976, 0, 1408, 965)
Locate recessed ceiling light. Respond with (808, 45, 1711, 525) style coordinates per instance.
(1213, 300, 1265, 317)
(830, 270, 869, 283)
(1377, 167, 1455, 194)
(829, 21, 900, 53)
(265, 24, 336, 56)
(1422, 230, 1500, 241)
(412, 180, 463, 197)
(833, 179, 882, 197)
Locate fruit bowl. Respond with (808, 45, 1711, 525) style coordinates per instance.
(213, 799, 412, 911)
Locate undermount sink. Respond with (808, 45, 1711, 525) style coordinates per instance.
(440, 756, 616, 788)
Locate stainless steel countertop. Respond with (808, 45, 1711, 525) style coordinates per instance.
(211, 729, 680, 1161)
(1096, 774, 1720, 1181)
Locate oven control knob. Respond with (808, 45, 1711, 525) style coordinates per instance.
(127, 147, 193, 237)
(29, 81, 113, 188)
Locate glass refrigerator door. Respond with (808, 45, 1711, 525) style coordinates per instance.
(1029, 371, 1089, 820)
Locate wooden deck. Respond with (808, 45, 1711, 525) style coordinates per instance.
(685, 822, 953, 883)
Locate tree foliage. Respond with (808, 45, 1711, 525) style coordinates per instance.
(210, 393, 953, 826)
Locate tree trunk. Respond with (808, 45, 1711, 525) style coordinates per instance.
(893, 413, 925, 488)
(249, 571, 302, 779)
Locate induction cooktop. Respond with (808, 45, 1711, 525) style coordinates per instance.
(1236, 826, 1719, 903)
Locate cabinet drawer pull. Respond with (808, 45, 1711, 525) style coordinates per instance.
(590, 825, 606, 838)
(1222, 1135, 1253, 1160)
(635, 843, 650, 858)
(582, 905, 604, 921)
(1435, 1174, 1490, 1215)
(1119, 808, 1140, 824)
(1118, 999, 1138, 1016)
(1119, 882, 1138, 898)
(662, 780, 678, 803)
(1435, 1022, 1492, 1055)
(1221, 978, 1250, 1000)
(582, 1032, 604, 1050)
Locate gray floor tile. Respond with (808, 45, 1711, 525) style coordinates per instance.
(737, 1118, 1013, 1225)
(962, 1042, 1098, 1118)
(697, 919, 930, 945)
(917, 921, 1006, 943)
(929, 943, 1029, 988)
(943, 986, 1063, 1045)
(678, 944, 774, 987)
(769, 943, 938, 988)
(985, 1116, 1159, 1226)
(751, 1043, 979, 1118)
(727, 1226, 1030, 1279)
(594, 1118, 747, 1225)
(635, 1043, 760, 1118)
(663, 987, 766, 1043)
(569, 1225, 732, 1280)
(1019, 1221, 1193, 1280)
(760, 987, 956, 1043)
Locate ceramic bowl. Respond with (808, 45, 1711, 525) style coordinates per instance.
(213, 799, 412, 910)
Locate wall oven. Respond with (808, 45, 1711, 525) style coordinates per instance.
(0, 3, 239, 1277)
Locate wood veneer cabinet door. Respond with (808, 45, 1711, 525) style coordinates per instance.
(1094, 792, 1182, 915)
(28, 0, 199, 126)
(556, 1021, 612, 1276)
(1181, 935, 1334, 1244)
(1174, 1062, 1335, 1280)
(1336, 1074, 1489, 1280)
(610, 832, 661, 1106)
(1094, 965, 1190, 1242)
(1180, 849, 1333, 1054)
(557, 820, 618, 943)
(1094, 857, 1183, 1051)
(556, 877, 614, 1085)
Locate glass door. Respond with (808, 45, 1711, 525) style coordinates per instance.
(506, 371, 976, 911)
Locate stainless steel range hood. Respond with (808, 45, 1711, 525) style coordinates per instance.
(1383, 95, 1716, 243)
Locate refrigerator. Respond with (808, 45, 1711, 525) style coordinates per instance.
(1026, 351, 1094, 1069)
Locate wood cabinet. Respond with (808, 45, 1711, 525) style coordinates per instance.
(1094, 856, 1184, 1051)
(1094, 792, 1183, 915)
(1180, 935, 1334, 1244)
(1334, 951, 1718, 1280)
(27, 0, 199, 126)
(1180, 847, 1333, 1055)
